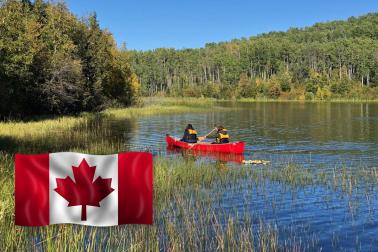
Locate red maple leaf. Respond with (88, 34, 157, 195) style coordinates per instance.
(54, 158, 114, 221)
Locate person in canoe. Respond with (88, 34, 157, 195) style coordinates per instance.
(213, 126, 230, 144)
(201, 126, 230, 144)
(181, 124, 199, 143)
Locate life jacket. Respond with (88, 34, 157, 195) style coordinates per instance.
(216, 129, 229, 143)
(185, 129, 198, 141)
(187, 129, 197, 135)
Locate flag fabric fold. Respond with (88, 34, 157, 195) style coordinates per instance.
(15, 152, 153, 226)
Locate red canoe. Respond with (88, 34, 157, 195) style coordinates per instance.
(166, 134, 245, 154)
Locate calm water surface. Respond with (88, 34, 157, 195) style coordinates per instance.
(117, 102, 378, 250)
(125, 102, 378, 167)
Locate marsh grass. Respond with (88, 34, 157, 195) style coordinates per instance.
(1, 100, 377, 250)
(2, 150, 376, 250)
(0, 154, 285, 251)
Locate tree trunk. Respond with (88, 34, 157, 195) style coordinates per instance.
(348, 66, 352, 80)
(286, 57, 289, 72)
(367, 72, 370, 87)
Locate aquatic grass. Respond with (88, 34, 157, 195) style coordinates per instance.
(1, 151, 377, 250)
(259, 163, 315, 187)
(0, 154, 286, 251)
(154, 157, 252, 199)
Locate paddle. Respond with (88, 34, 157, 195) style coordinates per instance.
(197, 127, 217, 143)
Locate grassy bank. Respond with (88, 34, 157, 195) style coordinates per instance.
(0, 97, 224, 154)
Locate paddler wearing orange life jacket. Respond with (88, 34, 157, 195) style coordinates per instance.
(181, 124, 199, 143)
(214, 126, 230, 144)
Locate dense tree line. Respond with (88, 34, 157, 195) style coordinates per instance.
(130, 13, 378, 99)
(0, 0, 139, 118)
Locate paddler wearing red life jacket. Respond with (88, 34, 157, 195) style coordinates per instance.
(181, 124, 198, 143)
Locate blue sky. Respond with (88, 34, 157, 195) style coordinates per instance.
(64, 0, 378, 51)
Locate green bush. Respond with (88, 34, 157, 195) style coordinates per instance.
(220, 85, 237, 99)
(305, 80, 318, 94)
(280, 81, 291, 92)
(201, 82, 221, 98)
(183, 86, 202, 97)
(238, 83, 257, 98)
(330, 79, 351, 94)
(278, 73, 292, 92)
(315, 86, 332, 100)
(305, 92, 315, 100)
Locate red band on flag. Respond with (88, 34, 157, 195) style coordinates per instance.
(118, 152, 153, 224)
(15, 154, 49, 226)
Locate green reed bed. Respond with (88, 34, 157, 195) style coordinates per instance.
(2, 150, 377, 250)
(243, 162, 378, 190)
(0, 154, 283, 251)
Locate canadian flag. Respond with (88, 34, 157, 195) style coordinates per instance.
(15, 152, 153, 226)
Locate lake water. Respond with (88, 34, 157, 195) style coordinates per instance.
(125, 102, 378, 168)
(114, 102, 378, 250)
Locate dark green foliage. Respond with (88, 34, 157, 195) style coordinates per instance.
(130, 13, 378, 99)
(0, 0, 139, 118)
(278, 73, 292, 92)
(305, 80, 318, 94)
(305, 92, 315, 100)
(330, 79, 351, 95)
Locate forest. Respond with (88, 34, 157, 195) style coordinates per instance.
(1, 1, 378, 119)
(0, 0, 139, 118)
(130, 13, 378, 100)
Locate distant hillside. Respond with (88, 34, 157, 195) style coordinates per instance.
(130, 13, 378, 99)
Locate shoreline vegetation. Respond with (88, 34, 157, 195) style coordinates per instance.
(1, 96, 377, 133)
(1, 97, 377, 149)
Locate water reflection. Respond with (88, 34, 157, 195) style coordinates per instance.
(166, 146, 245, 164)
